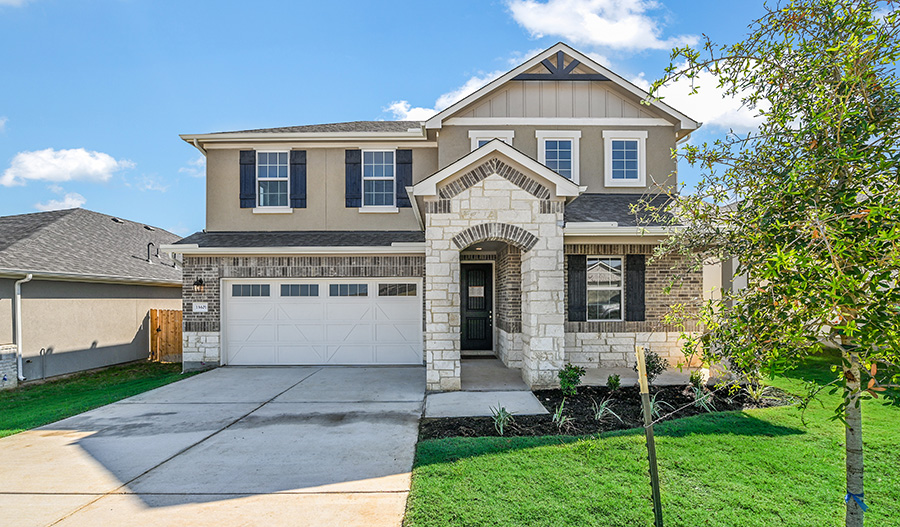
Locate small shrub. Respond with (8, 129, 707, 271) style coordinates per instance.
(591, 398, 623, 423)
(689, 369, 705, 389)
(551, 399, 574, 431)
(489, 404, 515, 436)
(650, 393, 675, 420)
(606, 374, 621, 391)
(691, 386, 716, 413)
(558, 363, 587, 396)
(633, 350, 668, 386)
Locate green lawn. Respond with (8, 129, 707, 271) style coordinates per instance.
(0, 361, 193, 438)
(404, 353, 900, 527)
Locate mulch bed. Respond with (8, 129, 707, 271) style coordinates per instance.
(419, 384, 795, 440)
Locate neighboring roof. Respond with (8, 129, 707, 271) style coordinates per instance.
(413, 139, 582, 198)
(424, 42, 700, 134)
(564, 193, 673, 226)
(173, 230, 425, 248)
(212, 121, 423, 134)
(0, 208, 181, 285)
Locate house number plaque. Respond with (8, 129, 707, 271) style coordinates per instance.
(193, 302, 209, 313)
(469, 286, 485, 298)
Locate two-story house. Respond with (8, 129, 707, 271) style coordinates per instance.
(167, 42, 702, 392)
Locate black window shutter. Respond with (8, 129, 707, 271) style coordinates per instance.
(289, 150, 307, 208)
(625, 254, 646, 321)
(345, 150, 362, 207)
(567, 255, 587, 322)
(239, 150, 256, 208)
(395, 149, 412, 208)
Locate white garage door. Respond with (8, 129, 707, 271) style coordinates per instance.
(223, 279, 423, 365)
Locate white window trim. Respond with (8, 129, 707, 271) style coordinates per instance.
(603, 130, 647, 187)
(361, 149, 396, 210)
(586, 255, 624, 322)
(536, 130, 581, 183)
(256, 150, 290, 208)
(468, 130, 515, 151)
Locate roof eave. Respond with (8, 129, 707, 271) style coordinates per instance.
(180, 129, 429, 147)
(0, 268, 181, 287)
(161, 243, 426, 256)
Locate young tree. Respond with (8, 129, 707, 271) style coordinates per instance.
(643, 2, 900, 525)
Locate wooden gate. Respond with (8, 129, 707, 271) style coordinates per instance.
(150, 309, 182, 362)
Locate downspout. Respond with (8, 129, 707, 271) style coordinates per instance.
(14, 274, 33, 381)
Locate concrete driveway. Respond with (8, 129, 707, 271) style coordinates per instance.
(0, 366, 425, 527)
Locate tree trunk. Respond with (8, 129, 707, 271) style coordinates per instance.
(843, 346, 865, 527)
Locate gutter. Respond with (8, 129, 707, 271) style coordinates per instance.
(0, 269, 181, 287)
(14, 274, 32, 381)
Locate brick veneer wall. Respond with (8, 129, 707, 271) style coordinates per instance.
(0, 344, 17, 390)
(496, 244, 522, 333)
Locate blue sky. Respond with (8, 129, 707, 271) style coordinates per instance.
(0, 0, 767, 236)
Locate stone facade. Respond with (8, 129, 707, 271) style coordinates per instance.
(565, 331, 699, 370)
(0, 344, 17, 390)
(424, 157, 567, 391)
(180, 255, 425, 371)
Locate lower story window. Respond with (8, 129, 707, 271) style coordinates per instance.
(586, 256, 622, 321)
(233, 284, 270, 297)
(329, 283, 368, 297)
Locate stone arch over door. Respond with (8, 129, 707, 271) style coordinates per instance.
(451, 222, 539, 252)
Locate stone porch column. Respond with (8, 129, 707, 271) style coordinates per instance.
(520, 223, 566, 389)
(424, 231, 461, 391)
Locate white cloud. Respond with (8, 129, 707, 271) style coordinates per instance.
(386, 70, 505, 121)
(1, 148, 134, 187)
(35, 192, 86, 212)
(0, 0, 30, 6)
(136, 174, 168, 192)
(506, 0, 697, 51)
(178, 155, 206, 178)
(631, 69, 764, 132)
(0, 117, 6, 132)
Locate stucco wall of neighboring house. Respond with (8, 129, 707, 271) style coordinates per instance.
(0, 278, 181, 381)
(205, 146, 438, 232)
(437, 125, 677, 193)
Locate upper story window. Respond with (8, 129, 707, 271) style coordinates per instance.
(603, 130, 647, 187)
(362, 150, 395, 208)
(536, 131, 581, 182)
(468, 130, 515, 151)
(257, 152, 289, 207)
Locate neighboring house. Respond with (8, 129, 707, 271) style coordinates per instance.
(167, 42, 704, 391)
(0, 208, 182, 389)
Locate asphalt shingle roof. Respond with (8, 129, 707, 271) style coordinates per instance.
(213, 121, 423, 134)
(174, 230, 425, 248)
(564, 193, 673, 226)
(0, 208, 181, 283)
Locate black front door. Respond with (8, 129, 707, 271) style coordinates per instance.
(461, 263, 493, 351)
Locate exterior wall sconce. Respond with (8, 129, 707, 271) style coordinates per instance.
(192, 278, 205, 293)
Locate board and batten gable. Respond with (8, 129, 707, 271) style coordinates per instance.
(205, 145, 438, 232)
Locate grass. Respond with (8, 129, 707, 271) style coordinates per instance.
(0, 361, 193, 438)
(404, 352, 900, 526)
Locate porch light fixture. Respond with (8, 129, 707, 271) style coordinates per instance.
(192, 278, 205, 293)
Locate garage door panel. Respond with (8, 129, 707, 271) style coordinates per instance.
(278, 304, 324, 321)
(225, 279, 423, 366)
(376, 345, 422, 364)
(326, 345, 376, 364)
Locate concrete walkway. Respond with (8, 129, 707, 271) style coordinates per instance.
(0, 366, 425, 527)
(425, 358, 549, 418)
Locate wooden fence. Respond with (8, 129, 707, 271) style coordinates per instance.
(150, 309, 182, 363)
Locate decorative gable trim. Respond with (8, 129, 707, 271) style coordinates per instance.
(439, 158, 551, 200)
(451, 222, 539, 252)
(512, 51, 609, 81)
(413, 139, 581, 199)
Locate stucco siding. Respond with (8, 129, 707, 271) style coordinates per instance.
(0, 278, 181, 380)
(206, 146, 438, 232)
(437, 125, 677, 193)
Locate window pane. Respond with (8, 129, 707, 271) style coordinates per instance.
(588, 290, 621, 320)
(544, 139, 573, 179)
(259, 181, 288, 207)
(278, 152, 287, 164)
(587, 257, 622, 287)
(477, 139, 489, 147)
(379, 283, 417, 296)
(610, 140, 639, 180)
